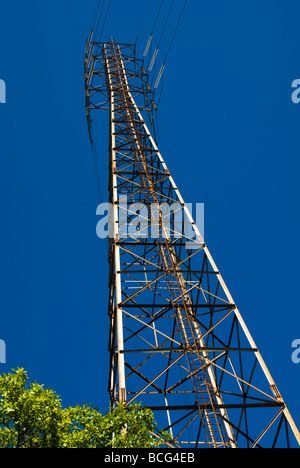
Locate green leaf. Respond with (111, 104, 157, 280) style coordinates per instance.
(0, 369, 170, 448)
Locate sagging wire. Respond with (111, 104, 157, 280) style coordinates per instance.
(149, 0, 175, 73)
(94, 0, 106, 40)
(91, 0, 101, 32)
(154, 0, 188, 90)
(144, 0, 164, 61)
(98, 0, 112, 42)
(135, 0, 151, 46)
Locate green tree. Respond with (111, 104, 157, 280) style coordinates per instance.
(0, 369, 170, 448)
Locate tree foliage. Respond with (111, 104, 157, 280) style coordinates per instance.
(0, 369, 169, 448)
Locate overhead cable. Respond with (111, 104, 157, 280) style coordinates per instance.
(98, 0, 112, 42)
(144, 0, 164, 58)
(94, 0, 106, 40)
(136, 0, 151, 45)
(91, 0, 101, 32)
(164, 0, 188, 64)
(154, 0, 188, 88)
(149, 0, 175, 72)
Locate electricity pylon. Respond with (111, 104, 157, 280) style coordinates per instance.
(85, 38, 300, 448)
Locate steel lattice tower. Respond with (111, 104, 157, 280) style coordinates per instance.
(85, 38, 300, 448)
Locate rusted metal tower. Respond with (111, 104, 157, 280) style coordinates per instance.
(84, 37, 300, 448)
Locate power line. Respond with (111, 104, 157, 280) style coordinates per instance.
(98, 0, 112, 42)
(149, 0, 175, 74)
(151, 0, 165, 37)
(164, 0, 188, 64)
(154, 0, 188, 89)
(144, 0, 164, 58)
(91, 0, 101, 32)
(94, 0, 106, 39)
(157, 0, 175, 49)
(135, 0, 151, 45)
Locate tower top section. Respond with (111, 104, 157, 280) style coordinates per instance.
(84, 37, 158, 147)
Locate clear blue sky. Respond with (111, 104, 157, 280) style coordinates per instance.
(1, 0, 300, 433)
